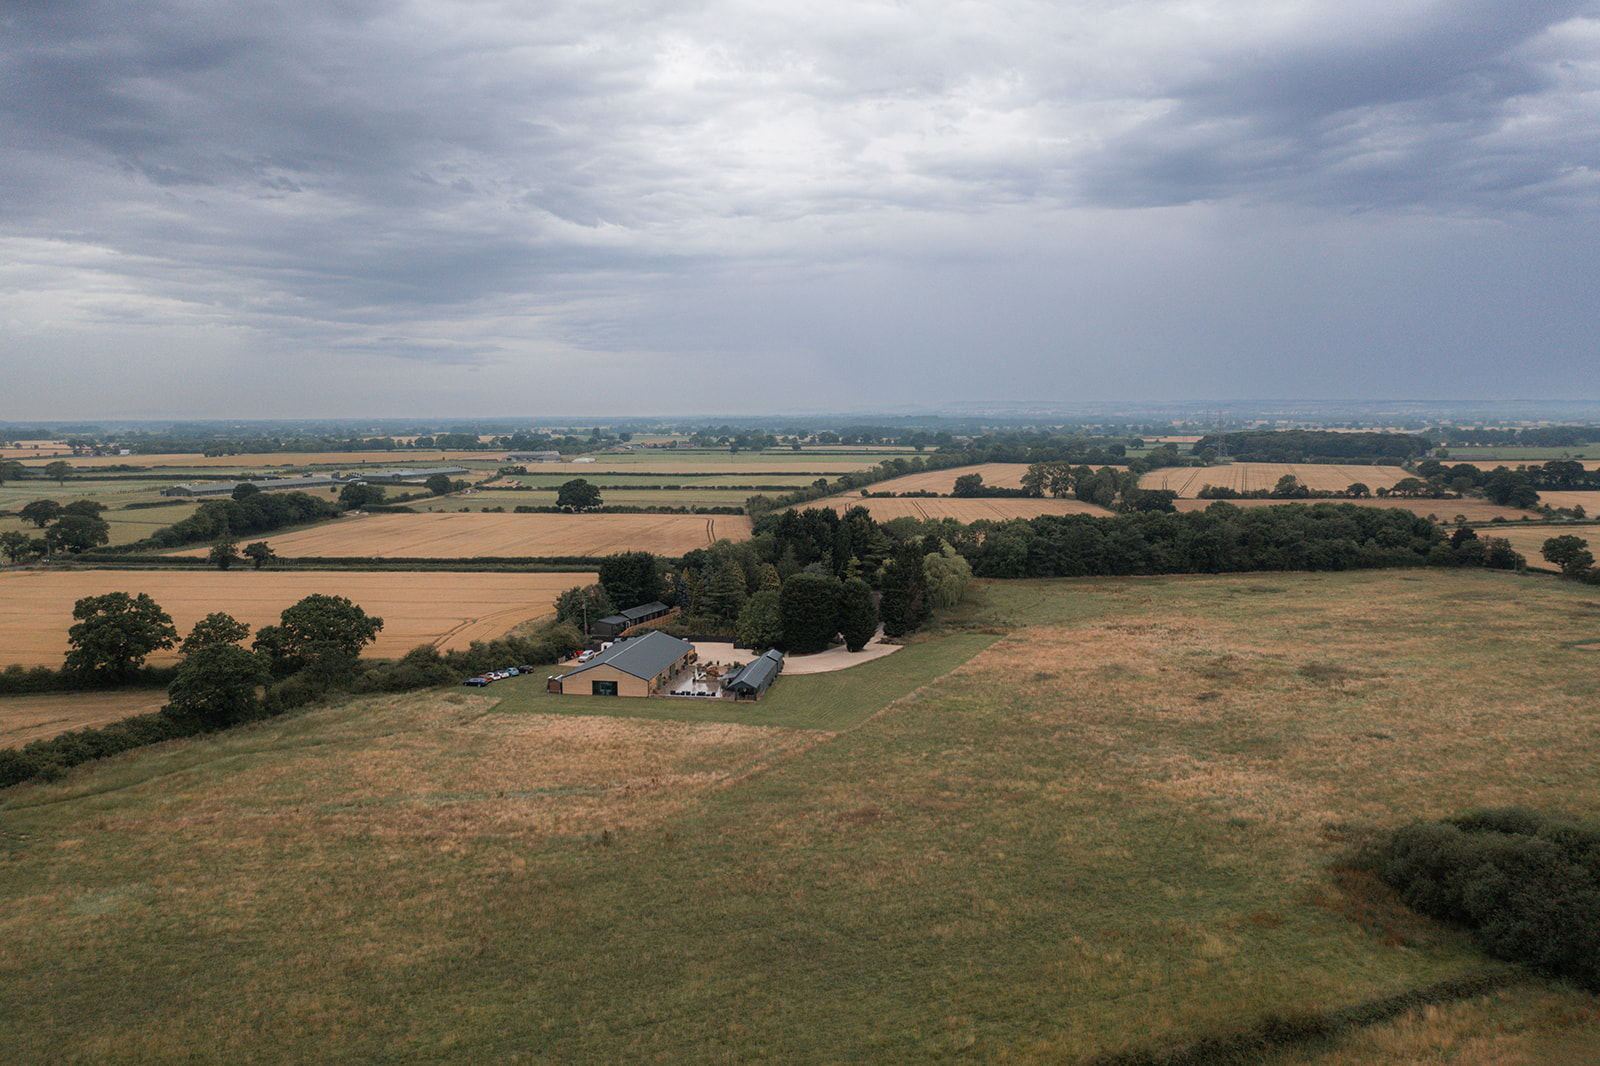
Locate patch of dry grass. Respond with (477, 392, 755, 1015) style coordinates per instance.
(1, 570, 1595, 1064)
(1268, 983, 1600, 1065)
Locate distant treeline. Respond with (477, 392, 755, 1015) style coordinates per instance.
(1436, 426, 1596, 448)
(1191, 431, 1431, 463)
(758, 502, 1524, 582)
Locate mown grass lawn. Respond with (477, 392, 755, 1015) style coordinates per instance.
(1, 570, 1597, 1064)
(489, 631, 1002, 732)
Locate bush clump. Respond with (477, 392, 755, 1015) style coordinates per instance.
(1365, 807, 1600, 988)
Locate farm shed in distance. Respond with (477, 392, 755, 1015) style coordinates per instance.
(343, 467, 469, 484)
(549, 631, 695, 697)
(504, 451, 562, 462)
(161, 475, 339, 498)
(722, 649, 784, 700)
(591, 601, 672, 638)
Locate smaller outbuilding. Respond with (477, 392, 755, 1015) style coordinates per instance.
(591, 601, 671, 638)
(721, 649, 784, 700)
(549, 630, 695, 697)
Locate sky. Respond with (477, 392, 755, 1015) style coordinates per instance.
(4, 0, 1598, 420)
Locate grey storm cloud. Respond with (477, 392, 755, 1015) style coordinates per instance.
(2, 0, 1597, 418)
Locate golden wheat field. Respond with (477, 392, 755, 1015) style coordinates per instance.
(1170, 497, 1532, 522)
(819, 497, 1115, 521)
(0, 569, 594, 668)
(1533, 489, 1600, 512)
(175, 511, 751, 558)
(855, 463, 1033, 495)
(0, 690, 171, 748)
(1143, 463, 1413, 496)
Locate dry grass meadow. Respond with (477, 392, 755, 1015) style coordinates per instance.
(174, 511, 751, 558)
(1144, 463, 1414, 497)
(0, 569, 594, 668)
(2, 569, 1598, 1063)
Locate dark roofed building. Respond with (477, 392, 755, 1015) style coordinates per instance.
(591, 601, 671, 638)
(722, 648, 784, 700)
(550, 631, 695, 697)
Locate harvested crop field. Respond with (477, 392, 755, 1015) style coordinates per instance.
(1482, 525, 1596, 572)
(1170, 497, 1531, 521)
(1144, 463, 1412, 497)
(857, 462, 1032, 495)
(176, 511, 751, 558)
(816, 496, 1114, 521)
(0, 690, 170, 748)
(0, 570, 594, 668)
(1534, 489, 1600, 512)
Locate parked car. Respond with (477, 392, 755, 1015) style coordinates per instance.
(577, 650, 595, 663)
(519, 664, 536, 673)
(503, 667, 519, 676)
(462, 677, 490, 687)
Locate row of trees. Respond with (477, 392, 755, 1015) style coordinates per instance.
(62, 590, 384, 695)
(2, 499, 111, 558)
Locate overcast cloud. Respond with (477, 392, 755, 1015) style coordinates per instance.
(4, 0, 1597, 419)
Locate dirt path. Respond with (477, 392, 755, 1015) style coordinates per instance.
(689, 628, 903, 676)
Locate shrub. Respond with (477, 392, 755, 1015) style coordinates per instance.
(1370, 807, 1600, 988)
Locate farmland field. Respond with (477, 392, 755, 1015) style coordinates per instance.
(2, 569, 1598, 1063)
(9, 451, 502, 470)
(1481, 524, 1598, 572)
(1170, 497, 1534, 522)
(175, 511, 750, 558)
(816, 496, 1116, 521)
(1142, 462, 1413, 496)
(0, 690, 171, 748)
(538, 453, 885, 475)
(0, 482, 206, 546)
(0, 569, 594, 668)
(852, 462, 1033, 495)
(1534, 489, 1600, 512)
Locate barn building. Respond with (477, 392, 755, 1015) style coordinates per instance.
(342, 466, 469, 484)
(548, 631, 695, 697)
(721, 649, 784, 700)
(161, 475, 339, 498)
(590, 601, 672, 638)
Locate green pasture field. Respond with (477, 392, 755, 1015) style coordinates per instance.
(2, 570, 1598, 1063)
(0, 480, 206, 546)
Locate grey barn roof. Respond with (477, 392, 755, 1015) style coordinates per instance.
(620, 601, 669, 622)
(723, 648, 784, 694)
(557, 631, 694, 682)
(162, 475, 338, 497)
